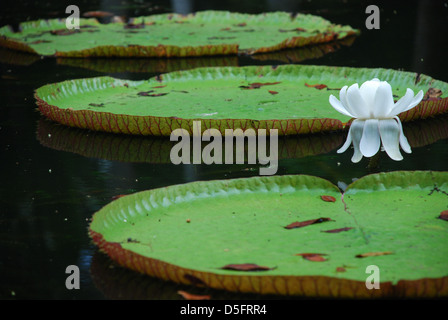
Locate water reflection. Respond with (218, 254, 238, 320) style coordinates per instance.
(36, 118, 344, 164)
(36, 115, 448, 165)
(0, 37, 355, 75)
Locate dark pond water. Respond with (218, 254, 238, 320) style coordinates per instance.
(0, 0, 447, 300)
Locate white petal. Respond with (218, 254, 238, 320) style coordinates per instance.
(359, 79, 381, 110)
(329, 95, 354, 117)
(394, 116, 412, 153)
(360, 119, 381, 157)
(339, 85, 355, 115)
(350, 120, 365, 163)
(346, 84, 369, 118)
(403, 90, 424, 112)
(387, 88, 415, 117)
(378, 119, 403, 161)
(337, 126, 353, 153)
(372, 81, 394, 118)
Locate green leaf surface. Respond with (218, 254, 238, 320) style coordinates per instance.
(89, 171, 448, 298)
(35, 64, 448, 136)
(0, 11, 359, 57)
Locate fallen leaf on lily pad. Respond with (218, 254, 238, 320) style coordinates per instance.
(296, 253, 328, 262)
(239, 82, 281, 89)
(321, 195, 336, 202)
(355, 251, 393, 258)
(284, 217, 333, 229)
(438, 210, 448, 221)
(322, 227, 353, 233)
(305, 83, 328, 90)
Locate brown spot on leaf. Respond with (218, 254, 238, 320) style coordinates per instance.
(152, 85, 167, 88)
(305, 83, 328, 90)
(356, 251, 393, 258)
(278, 27, 306, 32)
(235, 22, 247, 27)
(177, 290, 211, 300)
(208, 36, 236, 40)
(240, 82, 281, 90)
(88, 103, 105, 107)
(124, 21, 145, 29)
(138, 91, 168, 97)
(29, 40, 52, 44)
(284, 217, 333, 229)
(295, 253, 328, 262)
(322, 227, 353, 233)
(268, 90, 278, 95)
(220, 263, 275, 271)
(336, 266, 346, 272)
(438, 210, 448, 221)
(423, 88, 443, 100)
(321, 195, 336, 202)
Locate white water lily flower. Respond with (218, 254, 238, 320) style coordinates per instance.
(329, 78, 423, 162)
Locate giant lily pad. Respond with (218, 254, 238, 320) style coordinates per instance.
(89, 171, 448, 298)
(0, 11, 358, 58)
(34, 65, 448, 136)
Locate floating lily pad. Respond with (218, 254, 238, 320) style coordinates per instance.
(89, 171, 448, 298)
(0, 11, 358, 58)
(34, 65, 448, 136)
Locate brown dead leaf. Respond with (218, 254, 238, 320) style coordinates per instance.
(356, 251, 393, 258)
(279, 27, 306, 32)
(439, 210, 448, 221)
(295, 253, 328, 262)
(305, 83, 328, 90)
(220, 263, 275, 271)
(321, 195, 336, 202)
(284, 217, 333, 229)
(423, 88, 443, 100)
(177, 290, 211, 300)
(138, 91, 168, 97)
(240, 82, 281, 89)
(322, 227, 353, 233)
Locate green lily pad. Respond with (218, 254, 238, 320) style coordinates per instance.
(35, 65, 448, 136)
(89, 171, 448, 298)
(0, 11, 358, 58)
